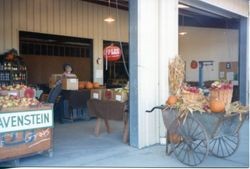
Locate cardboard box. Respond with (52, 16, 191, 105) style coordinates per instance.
(103, 89, 115, 101)
(114, 91, 128, 102)
(49, 74, 62, 88)
(62, 78, 79, 90)
(90, 89, 106, 100)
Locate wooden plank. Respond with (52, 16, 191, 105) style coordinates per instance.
(40, 0, 48, 33)
(4, 0, 12, 49)
(72, 0, 77, 36)
(53, 0, 60, 34)
(0, 0, 5, 51)
(77, 0, 83, 37)
(94, 118, 102, 136)
(19, 0, 27, 31)
(33, 0, 41, 32)
(12, 0, 20, 50)
(47, 0, 54, 33)
(59, 0, 66, 35)
(102, 5, 108, 40)
(26, 0, 34, 31)
(82, 1, 88, 37)
(87, 2, 94, 38)
(65, 0, 72, 35)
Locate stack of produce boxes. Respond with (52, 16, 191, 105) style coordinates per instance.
(90, 86, 128, 103)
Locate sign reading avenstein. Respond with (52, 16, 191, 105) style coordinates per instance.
(0, 109, 53, 133)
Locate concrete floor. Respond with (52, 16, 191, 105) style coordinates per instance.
(1, 118, 249, 168)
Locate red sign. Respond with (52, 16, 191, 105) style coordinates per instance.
(103, 45, 121, 62)
(191, 60, 198, 69)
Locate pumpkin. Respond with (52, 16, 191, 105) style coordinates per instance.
(209, 99, 225, 113)
(93, 82, 100, 89)
(166, 95, 177, 106)
(85, 82, 93, 89)
(79, 81, 86, 89)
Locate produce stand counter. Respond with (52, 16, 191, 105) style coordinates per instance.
(0, 104, 54, 164)
(87, 99, 128, 143)
(58, 89, 91, 122)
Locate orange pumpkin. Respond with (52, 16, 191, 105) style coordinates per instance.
(93, 82, 100, 89)
(85, 82, 93, 89)
(209, 99, 225, 113)
(79, 81, 86, 89)
(166, 95, 177, 106)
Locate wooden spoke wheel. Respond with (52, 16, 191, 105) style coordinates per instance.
(168, 116, 209, 166)
(209, 133, 239, 158)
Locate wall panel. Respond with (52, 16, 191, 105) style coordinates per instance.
(0, 0, 128, 82)
(0, 0, 4, 50)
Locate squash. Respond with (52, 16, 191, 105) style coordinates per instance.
(166, 95, 177, 106)
(209, 99, 225, 113)
(85, 82, 93, 89)
(93, 82, 100, 89)
(79, 81, 86, 89)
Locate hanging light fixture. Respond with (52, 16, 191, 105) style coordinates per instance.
(104, 0, 115, 23)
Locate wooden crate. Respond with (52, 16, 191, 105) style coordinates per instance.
(0, 128, 53, 162)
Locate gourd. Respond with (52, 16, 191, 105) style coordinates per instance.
(85, 82, 93, 89)
(209, 99, 225, 113)
(79, 81, 86, 89)
(93, 82, 100, 89)
(166, 95, 177, 106)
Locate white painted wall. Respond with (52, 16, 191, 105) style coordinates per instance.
(179, 26, 239, 82)
(0, 0, 128, 84)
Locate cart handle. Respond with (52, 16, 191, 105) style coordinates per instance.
(146, 105, 165, 113)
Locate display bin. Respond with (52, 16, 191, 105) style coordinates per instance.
(0, 104, 54, 163)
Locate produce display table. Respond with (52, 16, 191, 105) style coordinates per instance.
(0, 104, 54, 163)
(59, 89, 91, 122)
(87, 99, 128, 143)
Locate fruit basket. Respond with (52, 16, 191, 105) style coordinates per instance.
(209, 81, 233, 109)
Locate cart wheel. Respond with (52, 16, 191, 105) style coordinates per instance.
(209, 133, 239, 158)
(168, 116, 209, 166)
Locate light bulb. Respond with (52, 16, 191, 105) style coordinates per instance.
(104, 17, 115, 23)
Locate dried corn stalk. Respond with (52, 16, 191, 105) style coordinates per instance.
(225, 101, 249, 121)
(169, 56, 185, 95)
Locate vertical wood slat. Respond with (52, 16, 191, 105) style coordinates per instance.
(4, 0, 12, 49)
(34, 0, 40, 32)
(53, 0, 59, 34)
(65, 0, 72, 35)
(77, 0, 83, 37)
(47, 0, 53, 33)
(88, 2, 93, 38)
(0, 0, 4, 51)
(72, 0, 77, 36)
(40, 0, 48, 33)
(59, 0, 66, 35)
(12, 0, 20, 50)
(27, 0, 34, 31)
(82, 1, 88, 37)
(102, 5, 108, 40)
(19, 0, 27, 30)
